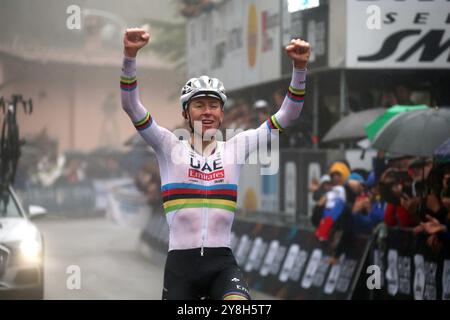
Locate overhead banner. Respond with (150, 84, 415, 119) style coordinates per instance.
(346, 0, 450, 69)
(187, 0, 281, 91)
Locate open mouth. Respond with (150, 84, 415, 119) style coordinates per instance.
(201, 120, 214, 125)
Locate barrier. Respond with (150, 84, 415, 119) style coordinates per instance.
(18, 182, 96, 216)
(140, 216, 450, 300)
(370, 227, 450, 300)
(140, 217, 371, 299)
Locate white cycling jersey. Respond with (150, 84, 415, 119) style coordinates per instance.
(121, 57, 307, 253)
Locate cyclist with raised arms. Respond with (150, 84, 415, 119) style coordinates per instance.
(121, 28, 310, 300)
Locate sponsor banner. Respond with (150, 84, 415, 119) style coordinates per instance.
(279, 149, 328, 219)
(230, 220, 370, 299)
(372, 228, 450, 300)
(236, 159, 280, 213)
(347, 0, 450, 69)
(139, 213, 450, 300)
(187, 0, 281, 91)
(236, 160, 262, 212)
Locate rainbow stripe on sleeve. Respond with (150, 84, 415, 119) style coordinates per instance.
(133, 112, 153, 131)
(120, 75, 137, 91)
(161, 183, 237, 214)
(287, 86, 305, 103)
(266, 115, 284, 132)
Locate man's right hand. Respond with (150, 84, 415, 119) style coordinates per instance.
(123, 28, 150, 58)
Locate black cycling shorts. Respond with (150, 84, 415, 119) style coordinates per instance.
(162, 247, 251, 300)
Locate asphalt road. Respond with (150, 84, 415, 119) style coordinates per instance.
(34, 215, 274, 300)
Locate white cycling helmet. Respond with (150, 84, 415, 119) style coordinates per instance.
(180, 75, 227, 110)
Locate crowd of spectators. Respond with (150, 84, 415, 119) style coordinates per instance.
(310, 152, 450, 262)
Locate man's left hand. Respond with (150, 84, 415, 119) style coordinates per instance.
(286, 39, 311, 69)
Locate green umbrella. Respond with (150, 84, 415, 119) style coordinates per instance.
(372, 108, 450, 157)
(365, 105, 428, 141)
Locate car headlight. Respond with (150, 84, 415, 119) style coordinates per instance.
(20, 238, 42, 263)
(14, 224, 42, 264)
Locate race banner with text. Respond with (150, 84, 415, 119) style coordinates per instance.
(371, 227, 450, 300)
(231, 220, 370, 299)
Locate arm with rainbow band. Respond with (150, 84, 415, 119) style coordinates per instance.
(262, 38, 309, 133)
(120, 56, 178, 152)
(120, 28, 178, 152)
(227, 39, 309, 156)
(265, 67, 306, 133)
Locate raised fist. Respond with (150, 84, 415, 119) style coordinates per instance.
(285, 39, 311, 69)
(123, 28, 150, 58)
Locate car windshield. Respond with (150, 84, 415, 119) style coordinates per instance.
(0, 190, 22, 218)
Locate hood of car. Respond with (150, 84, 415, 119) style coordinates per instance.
(0, 217, 39, 244)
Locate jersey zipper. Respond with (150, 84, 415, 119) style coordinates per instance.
(200, 162, 210, 256)
(197, 141, 217, 257)
(200, 189, 208, 256)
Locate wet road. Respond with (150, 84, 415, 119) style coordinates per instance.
(35, 216, 163, 299)
(34, 216, 273, 300)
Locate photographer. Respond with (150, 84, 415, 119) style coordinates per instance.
(379, 165, 420, 227)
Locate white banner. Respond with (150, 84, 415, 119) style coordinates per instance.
(237, 160, 261, 211)
(347, 0, 450, 69)
(187, 0, 281, 91)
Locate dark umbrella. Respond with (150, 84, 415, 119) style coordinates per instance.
(372, 107, 450, 157)
(365, 105, 428, 141)
(434, 137, 450, 164)
(322, 108, 385, 144)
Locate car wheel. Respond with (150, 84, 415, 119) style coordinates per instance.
(22, 268, 44, 300)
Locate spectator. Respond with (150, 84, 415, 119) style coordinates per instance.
(412, 161, 450, 254)
(352, 171, 386, 234)
(310, 174, 332, 202)
(310, 174, 332, 227)
(315, 161, 350, 241)
(380, 166, 419, 227)
(34, 153, 65, 187)
(134, 160, 161, 207)
(414, 214, 449, 254)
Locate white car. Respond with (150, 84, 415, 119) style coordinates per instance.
(0, 186, 45, 299)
